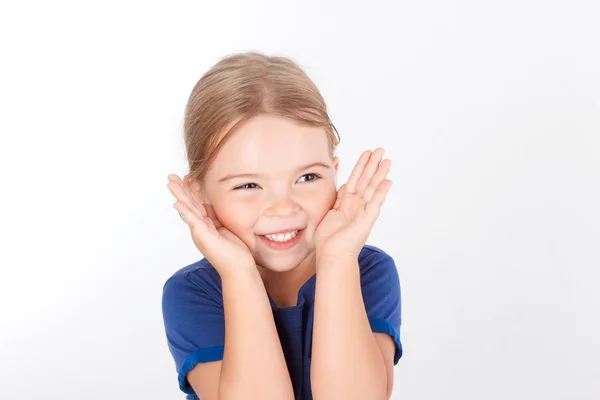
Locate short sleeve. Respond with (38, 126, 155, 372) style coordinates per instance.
(359, 247, 403, 364)
(162, 270, 225, 395)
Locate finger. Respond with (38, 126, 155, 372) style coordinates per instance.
(203, 203, 223, 229)
(365, 179, 392, 221)
(167, 180, 207, 219)
(333, 184, 347, 210)
(167, 180, 193, 210)
(363, 158, 392, 202)
(355, 148, 385, 194)
(167, 175, 205, 214)
(174, 201, 209, 233)
(344, 150, 372, 194)
(172, 193, 206, 226)
(181, 181, 208, 218)
(175, 175, 207, 218)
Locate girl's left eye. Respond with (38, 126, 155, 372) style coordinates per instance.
(298, 173, 320, 183)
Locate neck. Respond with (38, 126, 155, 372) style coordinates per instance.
(257, 252, 317, 307)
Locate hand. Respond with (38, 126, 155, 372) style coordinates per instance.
(313, 148, 392, 262)
(167, 174, 256, 273)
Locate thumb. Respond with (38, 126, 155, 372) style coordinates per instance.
(333, 184, 347, 210)
(203, 203, 223, 229)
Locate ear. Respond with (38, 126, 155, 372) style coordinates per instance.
(332, 155, 340, 187)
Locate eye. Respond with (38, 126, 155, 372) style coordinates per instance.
(298, 173, 321, 183)
(233, 182, 259, 190)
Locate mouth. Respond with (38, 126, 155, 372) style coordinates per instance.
(258, 228, 305, 250)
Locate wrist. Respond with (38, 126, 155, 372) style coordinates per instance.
(316, 251, 358, 271)
(217, 262, 260, 282)
(316, 245, 359, 262)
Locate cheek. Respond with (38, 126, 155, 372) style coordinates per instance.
(307, 186, 337, 220)
(213, 197, 259, 233)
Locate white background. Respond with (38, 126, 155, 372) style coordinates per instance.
(1, 0, 599, 399)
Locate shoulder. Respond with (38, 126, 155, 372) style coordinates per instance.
(358, 244, 398, 278)
(357, 245, 402, 328)
(162, 258, 223, 307)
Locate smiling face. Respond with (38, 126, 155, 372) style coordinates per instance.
(199, 113, 339, 273)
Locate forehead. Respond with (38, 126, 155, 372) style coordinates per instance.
(209, 114, 331, 173)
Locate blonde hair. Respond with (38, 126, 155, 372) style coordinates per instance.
(183, 52, 340, 187)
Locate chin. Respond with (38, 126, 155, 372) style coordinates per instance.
(254, 250, 313, 273)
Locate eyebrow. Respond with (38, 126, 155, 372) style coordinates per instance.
(218, 161, 332, 183)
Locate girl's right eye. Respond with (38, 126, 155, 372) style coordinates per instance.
(234, 183, 259, 190)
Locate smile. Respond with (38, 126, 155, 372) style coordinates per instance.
(264, 230, 299, 242)
(259, 229, 304, 250)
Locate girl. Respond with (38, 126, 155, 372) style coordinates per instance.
(162, 52, 402, 400)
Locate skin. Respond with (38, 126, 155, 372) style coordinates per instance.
(167, 113, 395, 399)
(195, 114, 340, 306)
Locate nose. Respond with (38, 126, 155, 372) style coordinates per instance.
(264, 193, 300, 218)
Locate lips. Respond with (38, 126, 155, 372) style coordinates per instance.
(260, 227, 305, 236)
(258, 228, 304, 250)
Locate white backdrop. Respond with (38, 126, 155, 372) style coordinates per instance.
(1, 0, 599, 399)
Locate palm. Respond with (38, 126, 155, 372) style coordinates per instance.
(194, 219, 255, 269)
(167, 175, 255, 271)
(314, 148, 393, 259)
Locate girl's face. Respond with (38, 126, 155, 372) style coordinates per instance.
(200, 114, 339, 272)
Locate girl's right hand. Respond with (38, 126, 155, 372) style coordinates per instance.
(167, 174, 256, 274)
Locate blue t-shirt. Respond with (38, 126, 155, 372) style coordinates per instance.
(161, 244, 403, 400)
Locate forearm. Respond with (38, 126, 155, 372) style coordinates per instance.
(311, 256, 387, 400)
(218, 267, 294, 400)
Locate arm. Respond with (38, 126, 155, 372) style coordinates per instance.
(311, 256, 393, 400)
(166, 175, 294, 399)
(310, 148, 399, 399)
(188, 267, 295, 400)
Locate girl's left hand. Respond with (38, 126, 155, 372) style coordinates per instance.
(313, 148, 392, 262)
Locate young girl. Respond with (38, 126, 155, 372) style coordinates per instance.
(162, 52, 402, 400)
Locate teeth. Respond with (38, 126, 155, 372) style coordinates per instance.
(264, 230, 299, 242)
